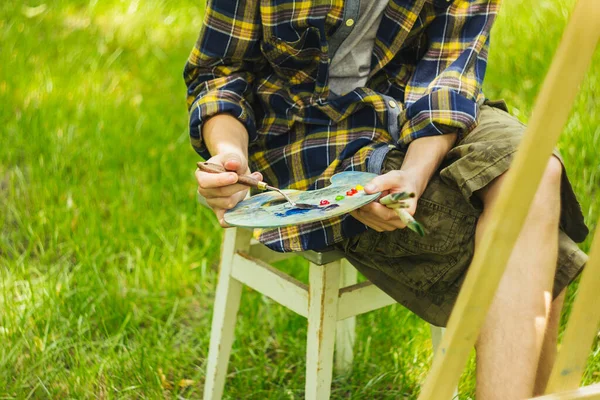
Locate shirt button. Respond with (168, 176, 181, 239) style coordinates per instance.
(345, 19, 355, 27)
(388, 100, 397, 108)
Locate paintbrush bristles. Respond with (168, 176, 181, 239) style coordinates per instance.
(379, 192, 415, 205)
(386, 202, 410, 209)
(377, 191, 424, 236)
(393, 208, 426, 237)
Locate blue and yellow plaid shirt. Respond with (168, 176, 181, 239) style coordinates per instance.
(185, 0, 500, 252)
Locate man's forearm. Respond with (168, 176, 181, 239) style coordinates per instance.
(400, 133, 458, 197)
(203, 114, 249, 158)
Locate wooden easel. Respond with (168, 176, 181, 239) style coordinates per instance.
(417, 0, 600, 398)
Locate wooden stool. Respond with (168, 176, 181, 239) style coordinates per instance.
(202, 221, 450, 399)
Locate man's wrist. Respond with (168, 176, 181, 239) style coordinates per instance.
(203, 114, 249, 158)
(399, 133, 458, 195)
(398, 167, 429, 198)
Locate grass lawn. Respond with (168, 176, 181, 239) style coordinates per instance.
(1, 0, 599, 398)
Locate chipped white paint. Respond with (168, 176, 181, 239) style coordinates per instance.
(305, 261, 341, 399)
(335, 259, 357, 375)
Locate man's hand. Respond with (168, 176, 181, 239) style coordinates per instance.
(197, 113, 257, 227)
(195, 152, 262, 227)
(351, 170, 422, 232)
(352, 134, 458, 232)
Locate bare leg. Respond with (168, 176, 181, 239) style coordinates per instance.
(474, 157, 562, 400)
(533, 289, 566, 396)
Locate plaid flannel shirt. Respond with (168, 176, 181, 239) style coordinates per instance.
(185, 0, 500, 252)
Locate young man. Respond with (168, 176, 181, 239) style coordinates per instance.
(186, 0, 589, 397)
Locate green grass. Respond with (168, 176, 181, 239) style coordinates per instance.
(1, 0, 598, 398)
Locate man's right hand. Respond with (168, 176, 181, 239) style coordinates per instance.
(195, 153, 263, 227)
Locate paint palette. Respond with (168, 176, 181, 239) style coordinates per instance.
(224, 171, 381, 228)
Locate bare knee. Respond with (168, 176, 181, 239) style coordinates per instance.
(539, 156, 562, 193)
(480, 157, 562, 219)
(529, 156, 562, 220)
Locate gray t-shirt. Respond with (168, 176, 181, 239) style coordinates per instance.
(328, 0, 389, 96)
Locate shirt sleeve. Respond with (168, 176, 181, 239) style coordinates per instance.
(184, 0, 263, 159)
(399, 0, 501, 147)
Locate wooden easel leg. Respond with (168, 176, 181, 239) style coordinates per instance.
(203, 228, 252, 400)
(430, 325, 444, 355)
(546, 228, 600, 393)
(335, 259, 357, 375)
(305, 261, 341, 400)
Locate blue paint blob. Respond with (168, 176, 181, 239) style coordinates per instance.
(275, 208, 311, 217)
(274, 204, 340, 218)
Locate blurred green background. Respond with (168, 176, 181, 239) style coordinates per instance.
(1, 0, 598, 398)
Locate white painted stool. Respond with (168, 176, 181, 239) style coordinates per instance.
(202, 219, 452, 399)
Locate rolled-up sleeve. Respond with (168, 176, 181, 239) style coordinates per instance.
(184, 0, 263, 159)
(399, 0, 501, 147)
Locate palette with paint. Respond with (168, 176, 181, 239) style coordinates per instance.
(224, 171, 381, 228)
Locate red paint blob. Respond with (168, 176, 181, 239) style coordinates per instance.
(319, 199, 330, 206)
(345, 188, 359, 196)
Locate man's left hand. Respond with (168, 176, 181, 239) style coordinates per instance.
(350, 170, 422, 232)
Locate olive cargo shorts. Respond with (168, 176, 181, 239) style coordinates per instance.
(339, 104, 589, 327)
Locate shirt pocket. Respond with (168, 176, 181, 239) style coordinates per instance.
(260, 27, 323, 84)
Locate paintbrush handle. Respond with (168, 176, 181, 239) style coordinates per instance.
(392, 208, 425, 237)
(197, 162, 267, 190)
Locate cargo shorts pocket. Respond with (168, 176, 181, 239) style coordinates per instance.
(383, 199, 476, 292)
(344, 199, 476, 292)
(392, 198, 477, 255)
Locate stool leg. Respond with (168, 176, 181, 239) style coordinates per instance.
(429, 325, 459, 400)
(335, 259, 357, 375)
(204, 228, 252, 400)
(430, 325, 445, 355)
(306, 261, 341, 400)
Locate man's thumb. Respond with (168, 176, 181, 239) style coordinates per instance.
(364, 172, 403, 194)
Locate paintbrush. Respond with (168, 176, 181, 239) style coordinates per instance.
(379, 192, 415, 203)
(197, 162, 317, 209)
(379, 192, 425, 237)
